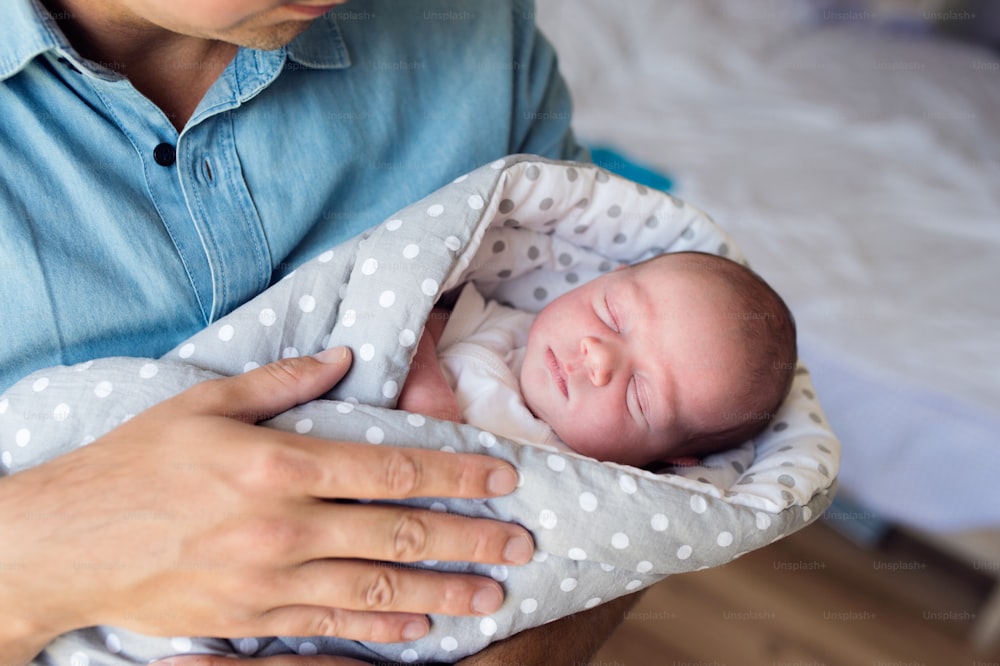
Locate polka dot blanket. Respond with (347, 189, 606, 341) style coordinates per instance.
(0, 155, 840, 665)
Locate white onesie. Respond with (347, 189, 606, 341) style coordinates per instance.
(435, 283, 567, 450)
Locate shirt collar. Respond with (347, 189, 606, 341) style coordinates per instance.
(1, 0, 71, 81)
(1, 0, 350, 82)
(287, 12, 351, 69)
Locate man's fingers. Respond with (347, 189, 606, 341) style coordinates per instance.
(287, 502, 533, 567)
(180, 348, 353, 422)
(255, 604, 431, 644)
(300, 441, 520, 500)
(275, 559, 506, 617)
(224, 435, 520, 503)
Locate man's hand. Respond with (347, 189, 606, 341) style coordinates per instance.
(0, 348, 532, 663)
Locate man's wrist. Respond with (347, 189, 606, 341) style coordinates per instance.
(0, 478, 71, 662)
(0, 609, 58, 665)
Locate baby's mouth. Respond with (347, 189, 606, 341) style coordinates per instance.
(546, 348, 569, 399)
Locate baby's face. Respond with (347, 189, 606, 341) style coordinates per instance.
(519, 256, 747, 466)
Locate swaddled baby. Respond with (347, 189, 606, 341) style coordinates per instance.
(400, 250, 798, 468)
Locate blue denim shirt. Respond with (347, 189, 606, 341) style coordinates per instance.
(0, 0, 585, 392)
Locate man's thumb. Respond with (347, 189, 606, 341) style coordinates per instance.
(194, 346, 352, 423)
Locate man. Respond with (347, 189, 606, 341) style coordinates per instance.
(0, 0, 636, 663)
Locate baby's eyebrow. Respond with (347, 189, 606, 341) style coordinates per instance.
(607, 278, 642, 327)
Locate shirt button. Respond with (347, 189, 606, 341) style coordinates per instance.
(153, 143, 176, 167)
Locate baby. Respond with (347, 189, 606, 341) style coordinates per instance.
(398, 251, 797, 467)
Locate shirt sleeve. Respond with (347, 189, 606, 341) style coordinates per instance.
(508, 0, 590, 162)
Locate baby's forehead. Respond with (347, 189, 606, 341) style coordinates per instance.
(633, 252, 736, 279)
(623, 256, 740, 307)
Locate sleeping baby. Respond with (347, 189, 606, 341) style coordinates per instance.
(398, 250, 798, 468)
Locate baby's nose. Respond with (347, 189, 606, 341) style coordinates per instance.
(581, 337, 613, 387)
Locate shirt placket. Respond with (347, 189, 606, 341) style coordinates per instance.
(68, 48, 281, 324)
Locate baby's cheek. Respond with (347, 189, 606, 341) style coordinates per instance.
(554, 418, 620, 461)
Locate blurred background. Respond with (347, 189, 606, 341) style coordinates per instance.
(534, 1, 1000, 664)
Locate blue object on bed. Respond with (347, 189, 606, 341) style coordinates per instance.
(588, 145, 675, 192)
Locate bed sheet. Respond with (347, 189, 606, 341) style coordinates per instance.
(536, 0, 1000, 531)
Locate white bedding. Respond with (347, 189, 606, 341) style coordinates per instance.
(537, 0, 1000, 532)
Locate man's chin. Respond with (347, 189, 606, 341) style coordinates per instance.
(221, 21, 313, 51)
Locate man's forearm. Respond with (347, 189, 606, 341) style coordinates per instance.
(455, 591, 642, 665)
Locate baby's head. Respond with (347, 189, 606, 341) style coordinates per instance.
(519, 251, 797, 467)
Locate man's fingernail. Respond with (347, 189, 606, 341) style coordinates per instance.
(314, 346, 350, 363)
(487, 467, 517, 495)
(402, 619, 429, 640)
(472, 585, 503, 614)
(503, 534, 533, 564)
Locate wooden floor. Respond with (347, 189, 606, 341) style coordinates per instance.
(593, 520, 1000, 666)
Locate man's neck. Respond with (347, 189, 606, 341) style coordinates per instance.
(42, 0, 238, 131)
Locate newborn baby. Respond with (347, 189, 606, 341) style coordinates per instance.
(399, 250, 797, 467)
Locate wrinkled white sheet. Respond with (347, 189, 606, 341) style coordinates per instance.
(537, 0, 1000, 532)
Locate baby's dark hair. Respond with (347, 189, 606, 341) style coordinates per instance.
(661, 251, 798, 459)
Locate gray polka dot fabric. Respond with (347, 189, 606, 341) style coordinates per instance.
(0, 155, 839, 665)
